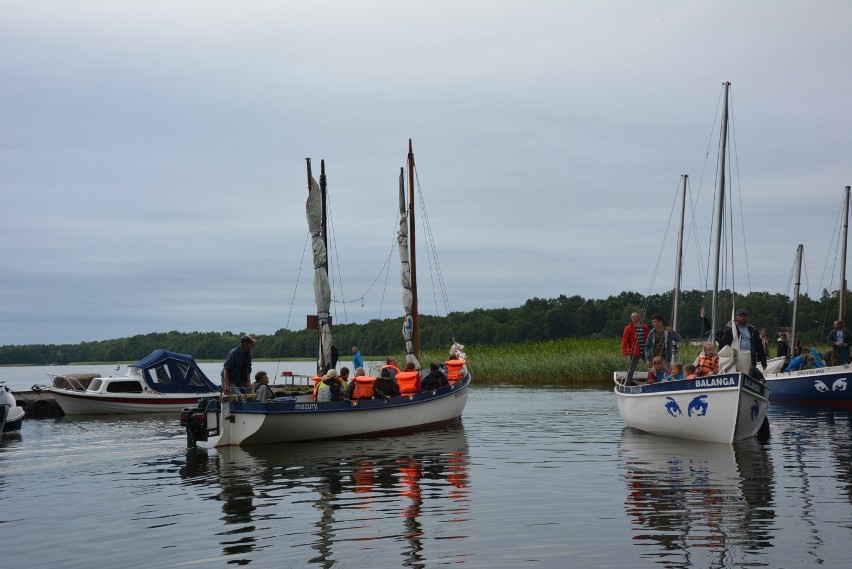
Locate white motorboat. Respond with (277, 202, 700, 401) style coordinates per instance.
(42, 349, 220, 414)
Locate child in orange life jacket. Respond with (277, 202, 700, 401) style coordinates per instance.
(684, 363, 698, 379)
(647, 356, 667, 384)
(695, 343, 720, 376)
(662, 362, 685, 382)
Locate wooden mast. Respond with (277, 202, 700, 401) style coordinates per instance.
(408, 139, 420, 362)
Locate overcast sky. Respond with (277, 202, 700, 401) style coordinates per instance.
(2, 1, 851, 346)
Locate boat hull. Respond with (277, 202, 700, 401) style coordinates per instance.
(48, 389, 218, 415)
(764, 364, 852, 407)
(207, 374, 471, 446)
(614, 373, 770, 443)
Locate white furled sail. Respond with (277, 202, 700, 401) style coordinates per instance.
(306, 175, 333, 371)
(398, 168, 420, 370)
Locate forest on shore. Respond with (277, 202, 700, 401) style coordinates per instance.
(1, 288, 846, 366)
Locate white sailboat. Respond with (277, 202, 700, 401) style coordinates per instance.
(182, 141, 471, 447)
(613, 82, 771, 443)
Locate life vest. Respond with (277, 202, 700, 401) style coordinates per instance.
(310, 375, 322, 397)
(380, 364, 401, 378)
(353, 376, 376, 399)
(396, 371, 420, 395)
(696, 354, 719, 376)
(445, 359, 466, 381)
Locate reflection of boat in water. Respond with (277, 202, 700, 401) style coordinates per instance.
(619, 428, 774, 564)
(183, 424, 471, 566)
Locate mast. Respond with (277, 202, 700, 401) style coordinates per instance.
(408, 139, 420, 362)
(671, 174, 688, 363)
(791, 244, 803, 357)
(710, 81, 730, 337)
(840, 186, 850, 322)
(306, 158, 333, 374)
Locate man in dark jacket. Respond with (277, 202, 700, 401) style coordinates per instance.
(827, 320, 852, 366)
(374, 368, 400, 398)
(421, 363, 450, 391)
(719, 309, 767, 380)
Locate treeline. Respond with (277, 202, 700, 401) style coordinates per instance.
(1, 288, 845, 365)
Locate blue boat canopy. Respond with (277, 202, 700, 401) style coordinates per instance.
(129, 349, 218, 394)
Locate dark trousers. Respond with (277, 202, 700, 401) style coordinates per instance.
(626, 355, 643, 381)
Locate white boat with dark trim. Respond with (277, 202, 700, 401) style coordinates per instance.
(615, 373, 769, 443)
(614, 82, 770, 443)
(762, 188, 852, 408)
(182, 141, 471, 447)
(42, 349, 220, 415)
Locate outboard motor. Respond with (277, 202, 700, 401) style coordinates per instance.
(180, 398, 218, 448)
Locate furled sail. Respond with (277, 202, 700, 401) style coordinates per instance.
(306, 175, 333, 371)
(398, 168, 421, 370)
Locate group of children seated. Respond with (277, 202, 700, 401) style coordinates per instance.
(647, 343, 720, 384)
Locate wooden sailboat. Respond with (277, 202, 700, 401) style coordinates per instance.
(181, 141, 471, 447)
(613, 82, 771, 443)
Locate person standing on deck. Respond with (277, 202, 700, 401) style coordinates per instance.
(352, 346, 364, 370)
(776, 331, 791, 368)
(621, 311, 649, 384)
(719, 309, 767, 380)
(827, 320, 852, 366)
(644, 313, 683, 371)
(222, 335, 256, 394)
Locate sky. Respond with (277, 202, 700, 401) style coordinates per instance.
(2, 1, 852, 346)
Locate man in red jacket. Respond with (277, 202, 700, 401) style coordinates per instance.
(622, 312, 649, 384)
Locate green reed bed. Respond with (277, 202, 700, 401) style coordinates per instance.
(417, 339, 625, 386)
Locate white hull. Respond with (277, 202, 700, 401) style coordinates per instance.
(203, 375, 471, 447)
(614, 373, 770, 443)
(49, 389, 217, 415)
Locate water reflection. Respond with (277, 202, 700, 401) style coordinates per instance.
(180, 424, 470, 567)
(619, 429, 774, 568)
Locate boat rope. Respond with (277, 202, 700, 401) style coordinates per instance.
(413, 165, 454, 320)
(285, 231, 311, 330)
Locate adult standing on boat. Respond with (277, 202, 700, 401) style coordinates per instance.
(719, 309, 767, 380)
(827, 320, 852, 365)
(222, 335, 256, 394)
(621, 312, 650, 383)
(352, 346, 364, 370)
(643, 313, 683, 370)
(776, 331, 791, 367)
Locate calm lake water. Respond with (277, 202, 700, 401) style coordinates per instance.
(2, 364, 852, 568)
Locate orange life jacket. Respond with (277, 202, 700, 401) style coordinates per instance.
(311, 375, 322, 397)
(353, 376, 376, 399)
(445, 359, 466, 381)
(696, 354, 719, 376)
(396, 370, 420, 395)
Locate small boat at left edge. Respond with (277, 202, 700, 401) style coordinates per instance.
(38, 349, 221, 415)
(1, 382, 26, 435)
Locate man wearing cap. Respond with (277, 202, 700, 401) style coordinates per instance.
(719, 309, 767, 380)
(222, 335, 256, 394)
